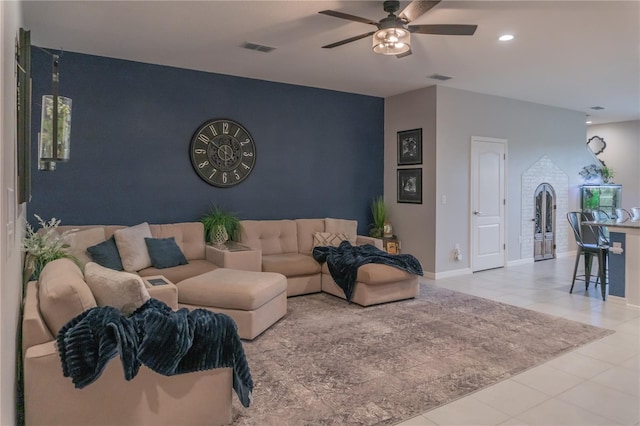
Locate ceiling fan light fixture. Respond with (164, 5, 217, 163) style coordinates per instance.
(372, 28, 410, 55)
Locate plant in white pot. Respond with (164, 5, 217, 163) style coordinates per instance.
(200, 205, 241, 245)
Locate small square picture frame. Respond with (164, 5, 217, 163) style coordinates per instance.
(397, 128, 422, 166)
(397, 168, 422, 204)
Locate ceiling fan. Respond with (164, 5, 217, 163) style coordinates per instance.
(319, 0, 477, 58)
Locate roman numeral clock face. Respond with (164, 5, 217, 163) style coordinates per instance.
(189, 119, 256, 187)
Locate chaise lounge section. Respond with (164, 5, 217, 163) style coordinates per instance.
(238, 218, 421, 306)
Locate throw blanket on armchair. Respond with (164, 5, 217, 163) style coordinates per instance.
(312, 241, 424, 302)
(56, 298, 253, 407)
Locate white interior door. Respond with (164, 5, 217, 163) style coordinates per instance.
(471, 137, 506, 272)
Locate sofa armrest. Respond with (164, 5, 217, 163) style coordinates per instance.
(22, 281, 54, 355)
(356, 235, 383, 249)
(23, 341, 233, 426)
(205, 245, 262, 272)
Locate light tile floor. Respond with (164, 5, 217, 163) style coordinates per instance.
(396, 256, 640, 426)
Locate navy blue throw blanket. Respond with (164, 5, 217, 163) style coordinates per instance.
(312, 241, 423, 302)
(56, 298, 253, 407)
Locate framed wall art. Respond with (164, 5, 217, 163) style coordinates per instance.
(397, 128, 422, 166)
(397, 168, 422, 204)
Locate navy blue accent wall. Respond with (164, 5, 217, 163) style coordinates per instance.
(29, 49, 384, 233)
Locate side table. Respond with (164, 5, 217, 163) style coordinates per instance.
(381, 236, 400, 254)
(206, 241, 262, 272)
(142, 275, 178, 310)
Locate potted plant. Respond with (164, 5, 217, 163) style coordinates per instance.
(22, 214, 79, 282)
(368, 196, 388, 238)
(200, 205, 241, 244)
(600, 166, 615, 183)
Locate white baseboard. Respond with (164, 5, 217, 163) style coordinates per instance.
(608, 295, 640, 310)
(427, 251, 578, 280)
(556, 250, 576, 259)
(429, 268, 473, 280)
(509, 251, 576, 266)
(507, 258, 534, 267)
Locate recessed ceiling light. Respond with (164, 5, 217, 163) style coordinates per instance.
(498, 34, 514, 41)
(586, 120, 592, 124)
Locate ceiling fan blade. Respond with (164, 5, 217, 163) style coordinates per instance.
(322, 32, 376, 49)
(318, 10, 379, 26)
(396, 49, 413, 59)
(409, 24, 477, 36)
(399, 1, 441, 23)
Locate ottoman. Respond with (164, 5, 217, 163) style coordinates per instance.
(177, 268, 287, 340)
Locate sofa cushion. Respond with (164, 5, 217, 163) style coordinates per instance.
(113, 222, 153, 272)
(321, 262, 416, 284)
(138, 259, 219, 284)
(358, 263, 417, 284)
(144, 237, 188, 269)
(313, 232, 349, 248)
(262, 253, 321, 277)
(149, 222, 206, 261)
(38, 258, 97, 334)
(84, 262, 150, 315)
(240, 220, 298, 255)
(325, 218, 357, 244)
(87, 236, 124, 271)
(67, 227, 107, 266)
(296, 219, 326, 255)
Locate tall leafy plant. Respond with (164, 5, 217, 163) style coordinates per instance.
(369, 196, 387, 238)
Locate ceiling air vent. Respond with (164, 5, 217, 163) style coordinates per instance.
(590, 106, 605, 110)
(242, 42, 276, 53)
(428, 74, 453, 81)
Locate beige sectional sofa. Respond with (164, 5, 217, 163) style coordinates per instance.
(238, 218, 421, 306)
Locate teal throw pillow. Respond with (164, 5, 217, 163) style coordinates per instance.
(144, 237, 188, 269)
(87, 236, 124, 271)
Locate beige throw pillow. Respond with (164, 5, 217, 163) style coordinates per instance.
(113, 222, 153, 272)
(67, 227, 107, 266)
(84, 262, 150, 315)
(325, 218, 358, 244)
(313, 232, 349, 247)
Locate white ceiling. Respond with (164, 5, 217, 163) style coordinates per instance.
(22, 0, 640, 125)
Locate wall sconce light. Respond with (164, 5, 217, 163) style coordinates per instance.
(39, 54, 71, 171)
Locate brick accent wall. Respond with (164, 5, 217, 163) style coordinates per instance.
(521, 156, 569, 259)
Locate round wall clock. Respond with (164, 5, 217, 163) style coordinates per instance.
(189, 118, 256, 187)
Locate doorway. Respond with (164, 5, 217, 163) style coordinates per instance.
(470, 137, 506, 272)
(533, 183, 556, 261)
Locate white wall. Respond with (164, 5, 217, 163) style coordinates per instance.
(587, 120, 640, 209)
(386, 85, 592, 275)
(1, 1, 25, 424)
(384, 86, 437, 274)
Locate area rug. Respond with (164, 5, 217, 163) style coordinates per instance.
(231, 283, 613, 425)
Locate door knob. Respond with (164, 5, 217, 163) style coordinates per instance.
(473, 210, 482, 215)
